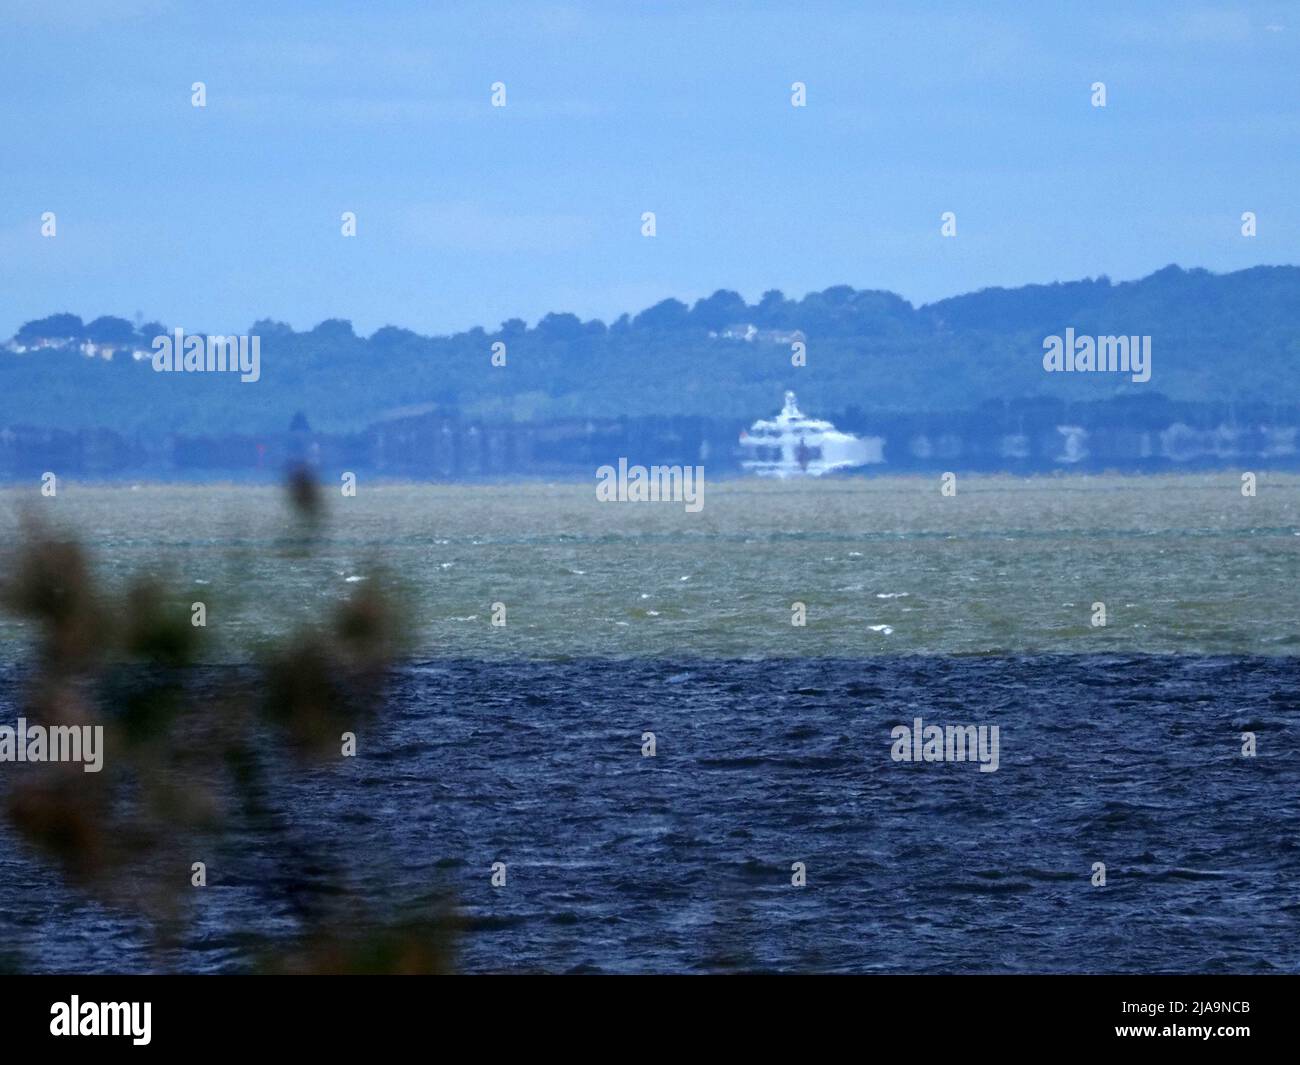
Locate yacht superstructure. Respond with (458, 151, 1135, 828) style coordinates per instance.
(738, 391, 873, 477)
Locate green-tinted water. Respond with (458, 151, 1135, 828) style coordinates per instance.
(2, 474, 1297, 660)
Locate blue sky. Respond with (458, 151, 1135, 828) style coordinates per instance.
(2, 0, 1296, 337)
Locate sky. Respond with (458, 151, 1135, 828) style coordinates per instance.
(1, 0, 1297, 338)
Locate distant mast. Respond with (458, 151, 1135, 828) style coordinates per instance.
(738, 391, 872, 477)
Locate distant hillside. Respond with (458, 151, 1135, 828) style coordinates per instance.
(2, 265, 1297, 435)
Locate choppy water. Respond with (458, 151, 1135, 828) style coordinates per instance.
(0, 476, 1298, 973)
(1, 475, 1297, 658)
(2, 655, 1298, 974)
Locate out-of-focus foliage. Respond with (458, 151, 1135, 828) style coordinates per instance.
(0, 472, 454, 973)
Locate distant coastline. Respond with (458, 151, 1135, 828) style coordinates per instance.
(1, 395, 1295, 482)
(3, 265, 1298, 444)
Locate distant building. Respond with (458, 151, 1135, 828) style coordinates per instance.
(709, 322, 806, 345)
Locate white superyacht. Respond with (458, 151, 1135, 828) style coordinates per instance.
(738, 391, 878, 477)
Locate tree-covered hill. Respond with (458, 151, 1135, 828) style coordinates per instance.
(3, 264, 1297, 435)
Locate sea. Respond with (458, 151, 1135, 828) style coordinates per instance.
(0, 474, 1297, 973)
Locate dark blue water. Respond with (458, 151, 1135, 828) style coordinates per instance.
(2, 655, 1298, 973)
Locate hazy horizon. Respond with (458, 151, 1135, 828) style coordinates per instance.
(7, 259, 1297, 339)
(3, 1, 1298, 337)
